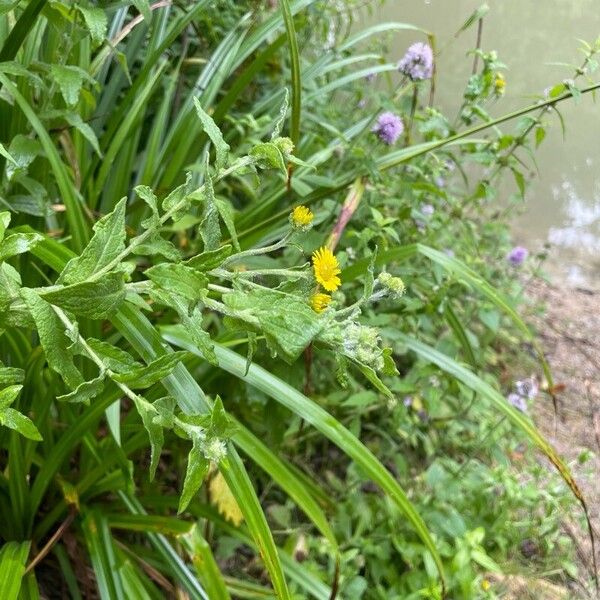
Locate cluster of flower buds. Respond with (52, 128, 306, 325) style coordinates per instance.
(343, 323, 385, 371)
(203, 437, 228, 463)
(369, 272, 406, 303)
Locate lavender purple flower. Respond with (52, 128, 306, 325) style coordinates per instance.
(421, 203, 434, 216)
(372, 111, 404, 145)
(507, 246, 528, 266)
(507, 393, 528, 413)
(398, 42, 434, 81)
(507, 376, 539, 413)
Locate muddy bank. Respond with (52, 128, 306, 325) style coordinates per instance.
(526, 279, 600, 598)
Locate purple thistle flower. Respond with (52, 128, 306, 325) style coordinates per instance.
(507, 246, 528, 266)
(372, 111, 404, 145)
(507, 393, 528, 413)
(398, 42, 434, 81)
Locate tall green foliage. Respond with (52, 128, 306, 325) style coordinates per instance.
(0, 1, 598, 597)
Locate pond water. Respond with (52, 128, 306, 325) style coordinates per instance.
(363, 0, 600, 288)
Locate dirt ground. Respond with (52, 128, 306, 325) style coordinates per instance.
(526, 279, 600, 599)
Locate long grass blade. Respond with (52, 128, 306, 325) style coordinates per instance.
(0, 541, 30, 600)
(279, 0, 301, 146)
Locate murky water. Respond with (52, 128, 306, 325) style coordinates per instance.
(363, 0, 600, 287)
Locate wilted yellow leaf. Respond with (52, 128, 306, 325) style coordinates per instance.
(209, 472, 244, 526)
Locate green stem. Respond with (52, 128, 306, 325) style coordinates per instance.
(86, 156, 254, 283)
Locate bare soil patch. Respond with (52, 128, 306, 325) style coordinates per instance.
(526, 279, 600, 598)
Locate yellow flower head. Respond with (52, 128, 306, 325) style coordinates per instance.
(494, 72, 505, 95)
(290, 205, 314, 230)
(481, 579, 491, 592)
(311, 293, 332, 313)
(312, 246, 341, 292)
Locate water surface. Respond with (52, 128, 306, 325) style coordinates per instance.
(364, 0, 600, 287)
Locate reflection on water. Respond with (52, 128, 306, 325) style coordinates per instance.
(546, 177, 600, 285)
(363, 0, 600, 287)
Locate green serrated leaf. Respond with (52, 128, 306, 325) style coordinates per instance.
(59, 198, 127, 285)
(49, 64, 95, 106)
(0, 232, 43, 262)
(178, 437, 210, 514)
(193, 98, 230, 170)
(78, 6, 107, 46)
(113, 351, 188, 389)
(41, 271, 125, 319)
(146, 264, 208, 302)
(57, 373, 105, 404)
(21, 289, 83, 389)
(6, 134, 40, 180)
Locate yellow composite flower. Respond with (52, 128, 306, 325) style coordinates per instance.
(494, 72, 505, 95)
(312, 246, 341, 292)
(311, 293, 332, 313)
(291, 205, 314, 228)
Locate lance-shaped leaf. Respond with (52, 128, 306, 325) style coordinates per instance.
(112, 351, 188, 389)
(21, 289, 83, 389)
(0, 212, 10, 242)
(178, 436, 210, 514)
(59, 198, 127, 285)
(57, 373, 106, 404)
(0, 386, 42, 441)
(41, 271, 125, 319)
(183, 244, 233, 272)
(85, 339, 140, 373)
(0, 541, 30, 600)
(133, 396, 165, 480)
(198, 162, 220, 251)
(0, 367, 24, 385)
(193, 98, 230, 170)
(214, 198, 240, 251)
(146, 264, 208, 302)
